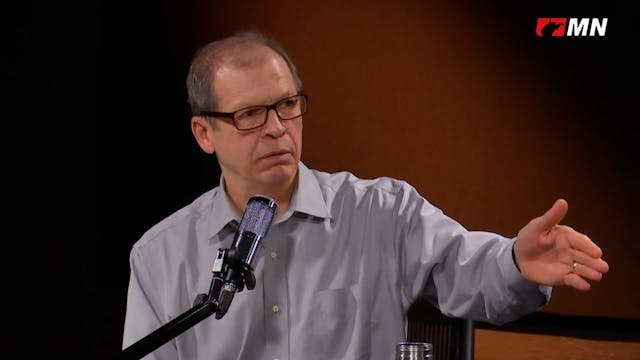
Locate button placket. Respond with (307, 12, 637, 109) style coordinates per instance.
(263, 226, 289, 359)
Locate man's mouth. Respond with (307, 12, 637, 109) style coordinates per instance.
(258, 150, 290, 160)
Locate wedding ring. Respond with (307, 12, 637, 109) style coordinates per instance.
(572, 261, 577, 272)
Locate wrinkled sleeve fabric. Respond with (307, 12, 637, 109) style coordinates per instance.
(122, 244, 178, 359)
(390, 182, 551, 325)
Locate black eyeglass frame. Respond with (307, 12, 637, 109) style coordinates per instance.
(196, 93, 308, 131)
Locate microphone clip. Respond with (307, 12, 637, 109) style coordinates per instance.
(197, 241, 258, 319)
(216, 242, 258, 293)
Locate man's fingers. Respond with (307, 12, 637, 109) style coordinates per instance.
(535, 199, 568, 232)
(557, 226, 603, 258)
(574, 236, 603, 258)
(569, 249, 610, 274)
(571, 261, 605, 282)
(564, 273, 591, 291)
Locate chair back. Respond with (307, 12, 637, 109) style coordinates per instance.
(406, 300, 474, 360)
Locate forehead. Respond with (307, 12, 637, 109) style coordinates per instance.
(220, 43, 271, 68)
(213, 45, 296, 109)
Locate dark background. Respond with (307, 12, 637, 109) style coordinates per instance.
(4, 1, 637, 358)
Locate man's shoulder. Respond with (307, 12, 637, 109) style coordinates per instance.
(307, 166, 416, 197)
(130, 187, 218, 254)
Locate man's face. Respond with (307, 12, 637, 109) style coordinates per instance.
(194, 46, 303, 195)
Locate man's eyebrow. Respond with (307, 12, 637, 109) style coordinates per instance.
(228, 92, 298, 110)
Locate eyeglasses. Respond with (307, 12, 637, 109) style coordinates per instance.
(197, 93, 308, 131)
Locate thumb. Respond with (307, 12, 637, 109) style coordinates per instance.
(534, 198, 568, 232)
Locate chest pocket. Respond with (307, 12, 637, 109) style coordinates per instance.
(309, 286, 372, 359)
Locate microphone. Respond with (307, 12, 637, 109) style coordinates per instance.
(210, 195, 278, 319)
(121, 196, 277, 359)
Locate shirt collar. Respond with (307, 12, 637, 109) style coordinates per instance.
(198, 176, 240, 242)
(198, 161, 332, 240)
(287, 161, 332, 220)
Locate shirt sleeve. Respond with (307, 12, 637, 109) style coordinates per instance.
(122, 245, 178, 359)
(394, 183, 551, 325)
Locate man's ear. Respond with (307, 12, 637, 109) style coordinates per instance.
(191, 116, 216, 154)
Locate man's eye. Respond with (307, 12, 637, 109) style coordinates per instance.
(280, 98, 298, 108)
(236, 107, 264, 119)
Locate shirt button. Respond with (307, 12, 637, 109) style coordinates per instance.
(270, 250, 278, 259)
(272, 305, 280, 313)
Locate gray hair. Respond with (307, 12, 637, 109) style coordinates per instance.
(186, 30, 303, 115)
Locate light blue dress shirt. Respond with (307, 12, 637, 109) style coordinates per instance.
(123, 162, 550, 359)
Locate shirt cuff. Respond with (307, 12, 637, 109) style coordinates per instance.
(503, 239, 552, 307)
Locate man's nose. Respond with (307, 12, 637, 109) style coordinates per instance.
(263, 109, 285, 136)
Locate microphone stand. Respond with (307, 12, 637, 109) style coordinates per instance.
(120, 246, 257, 360)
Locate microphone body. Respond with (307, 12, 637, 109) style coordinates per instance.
(210, 195, 278, 318)
(231, 195, 278, 269)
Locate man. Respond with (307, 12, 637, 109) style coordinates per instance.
(122, 30, 609, 359)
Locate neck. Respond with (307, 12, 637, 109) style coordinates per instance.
(224, 173, 297, 221)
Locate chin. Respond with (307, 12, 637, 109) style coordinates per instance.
(260, 163, 297, 184)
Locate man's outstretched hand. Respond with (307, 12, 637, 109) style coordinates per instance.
(513, 199, 609, 291)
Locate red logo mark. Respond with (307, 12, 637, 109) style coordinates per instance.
(536, 18, 567, 37)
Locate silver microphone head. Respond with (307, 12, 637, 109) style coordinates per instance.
(237, 195, 278, 238)
(232, 195, 278, 264)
